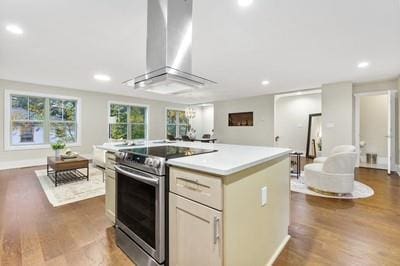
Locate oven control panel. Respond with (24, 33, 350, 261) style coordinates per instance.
(116, 151, 166, 176)
(145, 158, 161, 168)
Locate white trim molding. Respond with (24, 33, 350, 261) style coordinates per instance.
(266, 235, 291, 266)
(0, 153, 93, 171)
(4, 89, 82, 151)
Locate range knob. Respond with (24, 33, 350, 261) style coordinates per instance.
(152, 159, 161, 168)
(145, 158, 153, 166)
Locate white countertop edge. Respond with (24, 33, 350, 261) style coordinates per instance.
(95, 141, 292, 176)
(166, 149, 291, 176)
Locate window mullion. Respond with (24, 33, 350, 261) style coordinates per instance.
(44, 98, 48, 144)
(127, 106, 131, 140)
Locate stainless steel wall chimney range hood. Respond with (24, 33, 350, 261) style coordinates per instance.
(123, 0, 216, 95)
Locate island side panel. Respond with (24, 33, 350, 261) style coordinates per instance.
(222, 155, 290, 266)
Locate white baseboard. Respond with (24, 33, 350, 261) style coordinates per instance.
(266, 235, 291, 266)
(360, 155, 388, 165)
(0, 153, 93, 171)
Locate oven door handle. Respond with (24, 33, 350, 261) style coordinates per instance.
(115, 165, 159, 186)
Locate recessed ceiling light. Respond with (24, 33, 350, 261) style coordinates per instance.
(261, 80, 270, 86)
(6, 24, 23, 35)
(94, 74, 111, 82)
(238, 0, 253, 7)
(357, 61, 370, 69)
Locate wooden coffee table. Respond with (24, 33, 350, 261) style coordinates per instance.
(47, 156, 89, 186)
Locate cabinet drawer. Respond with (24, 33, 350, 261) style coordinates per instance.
(170, 167, 223, 210)
(106, 152, 116, 162)
(105, 168, 115, 179)
(106, 161, 116, 171)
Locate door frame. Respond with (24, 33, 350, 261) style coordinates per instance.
(354, 90, 397, 174)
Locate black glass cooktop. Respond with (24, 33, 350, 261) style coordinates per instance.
(123, 145, 216, 159)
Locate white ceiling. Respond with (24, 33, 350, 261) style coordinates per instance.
(1, 0, 399, 104)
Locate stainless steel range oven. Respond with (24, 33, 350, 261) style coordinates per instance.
(115, 164, 165, 266)
(115, 146, 216, 266)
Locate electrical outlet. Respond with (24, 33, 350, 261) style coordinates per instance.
(261, 186, 267, 206)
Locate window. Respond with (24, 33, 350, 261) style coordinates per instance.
(5, 90, 81, 150)
(49, 99, 77, 143)
(108, 102, 148, 140)
(166, 109, 189, 138)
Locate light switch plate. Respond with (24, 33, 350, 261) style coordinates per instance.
(326, 122, 335, 128)
(261, 186, 267, 206)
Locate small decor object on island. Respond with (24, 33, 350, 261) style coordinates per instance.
(228, 112, 254, 126)
(51, 142, 65, 158)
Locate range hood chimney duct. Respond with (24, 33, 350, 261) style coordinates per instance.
(123, 0, 216, 95)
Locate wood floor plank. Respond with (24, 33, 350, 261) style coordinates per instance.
(0, 165, 399, 265)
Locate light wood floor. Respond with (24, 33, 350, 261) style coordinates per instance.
(0, 166, 399, 265)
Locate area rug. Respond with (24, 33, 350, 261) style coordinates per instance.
(291, 176, 374, 199)
(35, 166, 105, 207)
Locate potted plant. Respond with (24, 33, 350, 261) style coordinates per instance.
(51, 142, 65, 158)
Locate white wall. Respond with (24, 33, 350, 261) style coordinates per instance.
(321, 82, 353, 155)
(189, 105, 214, 137)
(0, 79, 184, 164)
(201, 105, 214, 135)
(214, 95, 274, 146)
(360, 94, 388, 158)
(275, 93, 321, 153)
(353, 79, 398, 94)
(189, 106, 203, 135)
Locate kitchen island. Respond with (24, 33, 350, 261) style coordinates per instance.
(99, 141, 291, 266)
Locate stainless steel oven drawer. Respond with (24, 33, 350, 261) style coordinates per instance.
(116, 228, 164, 266)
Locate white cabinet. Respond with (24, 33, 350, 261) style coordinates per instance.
(169, 193, 223, 266)
(168, 156, 290, 266)
(170, 167, 223, 210)
(105, 152, 116, 223)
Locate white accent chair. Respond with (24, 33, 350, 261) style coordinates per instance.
(93, 145, 106, 168)
(304, 152, 357, 194)
(313, 145, 356, 164)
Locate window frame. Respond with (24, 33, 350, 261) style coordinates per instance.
(4, 90, 82, 151)
(165, 107, 190, 138)
(107, 101, 149, 141)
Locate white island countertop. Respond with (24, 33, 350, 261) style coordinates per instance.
(97, 141, 291, 176)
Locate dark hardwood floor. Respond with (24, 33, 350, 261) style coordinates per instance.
(276, 167, 400, 265)
(0, 166, 133, 266)
(0, 165, 399, 265)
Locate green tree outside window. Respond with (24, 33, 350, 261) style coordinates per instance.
(109, 103, 147, 140)
(166, 109, 189, 138)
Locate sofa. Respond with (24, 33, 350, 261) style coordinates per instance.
(304, 151, 357, 194)
(313, 145, 356, 164)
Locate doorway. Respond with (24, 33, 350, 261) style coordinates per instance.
(274, 91, 321, 153)
(354, 90, 397, 174)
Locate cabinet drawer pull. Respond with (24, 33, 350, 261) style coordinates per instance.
(213, 216, 220, 245)
(177, 177, 210, 188)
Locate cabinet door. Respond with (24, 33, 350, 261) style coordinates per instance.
(169, 193, 222, 266)
(105, 175, 116, 223)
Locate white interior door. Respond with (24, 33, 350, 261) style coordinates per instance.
(387, 90, 396, 174)
(355, 95, 360, 168)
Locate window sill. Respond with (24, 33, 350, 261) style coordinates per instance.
(4, 142, 82, 151)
